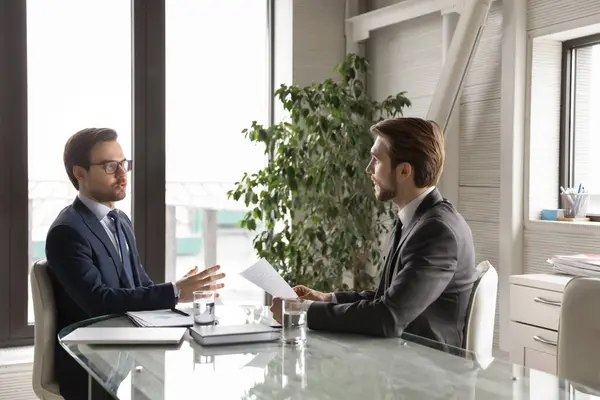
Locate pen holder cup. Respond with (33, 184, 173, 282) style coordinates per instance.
(562, 193, 590, 218)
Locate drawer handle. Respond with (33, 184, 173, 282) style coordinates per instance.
(533, 335, 557, 346)
(533, 297, 561, 307)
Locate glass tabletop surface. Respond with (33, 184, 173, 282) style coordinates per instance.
(58, 305, 599, 400)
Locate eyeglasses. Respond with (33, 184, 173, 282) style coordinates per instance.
(89, 159, 133, 174)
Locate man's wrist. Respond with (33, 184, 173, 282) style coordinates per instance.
(171, 282, 180, 300)
(329, 293, 337, 303)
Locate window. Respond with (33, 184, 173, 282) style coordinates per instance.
(1, 0, 164, 347)
(165, 0, 269, 305)
(560, 34, 600, 203)
(27, 0, 132, 323)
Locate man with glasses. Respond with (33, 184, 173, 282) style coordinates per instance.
(45, 128, 226, 400)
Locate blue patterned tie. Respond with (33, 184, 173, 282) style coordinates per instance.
(108, 210, 135, 289)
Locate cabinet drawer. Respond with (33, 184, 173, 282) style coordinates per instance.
(510, 322, 558, 375)
(525, 347, 557, 375)
(510, 322, 558, 355)
(510, 284, 562, 330)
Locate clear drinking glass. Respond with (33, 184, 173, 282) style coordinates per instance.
(193, 290, 216, 326)
(281, 298, 307, 345)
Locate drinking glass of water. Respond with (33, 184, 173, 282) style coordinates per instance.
(193, 290, 215, 326)
(281, 298, 307, 345)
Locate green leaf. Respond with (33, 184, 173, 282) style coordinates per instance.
(227, 53, 410, 292)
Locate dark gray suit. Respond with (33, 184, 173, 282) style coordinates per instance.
(307, 188, 477, 348)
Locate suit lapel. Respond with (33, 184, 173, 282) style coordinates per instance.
(387, 189, 445, 281)
(73, 198, 124, 281)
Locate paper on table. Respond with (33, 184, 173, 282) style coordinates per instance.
(239, 259, 297, 299)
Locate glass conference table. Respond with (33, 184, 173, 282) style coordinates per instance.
(59, 305, 599, 400)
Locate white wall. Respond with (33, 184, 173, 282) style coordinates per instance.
(274, 0, 346, 123)
(367, 11, 442, 118)
(527, 39, 561, 220)
(524, 1, 600, 276)
(275, 0, 346, 88)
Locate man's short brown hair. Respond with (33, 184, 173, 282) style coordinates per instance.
(63, 128, 118, 190)
(370, 117, 445, 188)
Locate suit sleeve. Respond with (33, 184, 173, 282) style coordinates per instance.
(306, 218, 458, 337)
(46, 224, 176, 317)
(333, 290, 376, 303)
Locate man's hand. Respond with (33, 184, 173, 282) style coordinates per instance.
(293, 285, 333, 302)
(270, 297, 283, 324)
(175, 265, 225, 303)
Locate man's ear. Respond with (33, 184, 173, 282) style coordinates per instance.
(73, 166, 86, 183)
(397, 162, 412, 178)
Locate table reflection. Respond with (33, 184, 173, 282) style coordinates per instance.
(58, 308, 600, 399)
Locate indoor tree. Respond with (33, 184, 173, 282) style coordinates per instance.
(228, 53, 411, 292)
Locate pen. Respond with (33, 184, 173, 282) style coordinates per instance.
(171, 308, 191, 317)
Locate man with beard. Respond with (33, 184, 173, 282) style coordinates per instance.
(271, 117, 477, 349)
(46, 128, 226, 399)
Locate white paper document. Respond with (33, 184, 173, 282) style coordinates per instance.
(239, 258, 297, 299)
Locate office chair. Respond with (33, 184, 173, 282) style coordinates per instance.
(558, 276, 600, 394)
(463, 260, 498, 363)
(30, 259, 63, 400)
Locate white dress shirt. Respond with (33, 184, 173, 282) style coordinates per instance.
(78, 194, 179, 297)
(302, 187, 436, 311)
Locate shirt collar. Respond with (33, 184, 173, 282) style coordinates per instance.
(398, 186, 435, 227)
(78, 193, 113, 221)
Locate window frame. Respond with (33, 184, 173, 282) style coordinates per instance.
(0, 0, 275, 348)
(559, 33, 600, 203)
(132, 0, 167, 282)
(0, 0, 32, 347)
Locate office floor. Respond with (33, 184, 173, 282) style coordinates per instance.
(0, 346, 35, 399)
(0, 363, 36, 399)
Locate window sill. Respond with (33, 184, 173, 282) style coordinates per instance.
(525, 219, 600, 234)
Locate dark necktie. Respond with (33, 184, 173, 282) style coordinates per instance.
(390, 218, 403, 254)
(108, 210, 135, 289)
(384, 218, 403, 288)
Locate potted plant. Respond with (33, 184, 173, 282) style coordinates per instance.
(228, 54, 411, 292)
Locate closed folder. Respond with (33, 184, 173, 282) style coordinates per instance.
(61, 327, 187, 345)
(189, 324, 280, 346)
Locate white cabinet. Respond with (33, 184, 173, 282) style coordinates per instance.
(509, 274, 573, 375)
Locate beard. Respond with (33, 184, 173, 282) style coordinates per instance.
(89, 185, 127, 203)
(373, 179, 396, 202)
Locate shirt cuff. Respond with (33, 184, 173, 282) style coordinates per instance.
(330, 293, 338, 303)
(301, 299, 314, 312)
(171, 282, 179, 299)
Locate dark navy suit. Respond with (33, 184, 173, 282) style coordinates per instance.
(46, 196, 176, 399)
